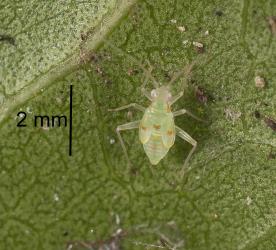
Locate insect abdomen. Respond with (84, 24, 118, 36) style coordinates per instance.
(143, 135, 169, 165)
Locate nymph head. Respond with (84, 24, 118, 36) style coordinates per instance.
(150, 86, 172, 103)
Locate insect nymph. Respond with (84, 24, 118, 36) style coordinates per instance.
(109, 46, 203, 176)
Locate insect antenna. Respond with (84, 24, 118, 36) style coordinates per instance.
(141, 59, 157, 89)
(103, 39, 159, 88)
(167, 61, 195, 90)
(167, 54, 213, 90)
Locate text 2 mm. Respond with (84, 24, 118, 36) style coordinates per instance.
(17, 111, 67, 128)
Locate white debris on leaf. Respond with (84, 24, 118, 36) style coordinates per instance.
(170, 19, 177, 24)
(110, 138, 115, 144)
(182, 40, 190, 47)
(67, 244, 73, 250)
(115, 214, 120, 225)
(193, 41, 204, 48)
(268, 16, 276, 35)
(255, 76, 265, 88)
(224, 108, 242, 122)
(177, 26, 186, 32)
(246, 196, 252, 206)
(54, 193, 59, 202)
(26, 106, 32, 113)
(114, 228, 123, 236)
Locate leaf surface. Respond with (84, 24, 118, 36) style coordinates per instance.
(0, 0, 275, 249)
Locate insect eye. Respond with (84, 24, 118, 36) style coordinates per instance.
(151, 90, 158, 98)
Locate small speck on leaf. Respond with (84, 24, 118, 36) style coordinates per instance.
(87, 52, 103, 64)
(254, 110, 261, 119)
(177, 26, 186, 32)
(195, 86, 208, 104)
(214, 10, 223, 16)
(95, 66, 103, 75)
(255, 76, 266, 88)
(67, 228, 126, 250)
(224, 108, 242, 122)
(182, 40, 190, 47)
(268, 16, 276, 35)
(54, 193, 59, 202)
(79, 50, 96, 64)
(193, 41, 204, 53)
(264, 117, 276, 131)
(127, 68, 139, 76)
(0, 34, 15, 45)
(63, 231, 69, 237)
(26, 107, 32, 114)
(80, 32, 88, 41)
(268, 150, 276, 160)
(193, 41, 203, 48)
(246, 196, 252, 206)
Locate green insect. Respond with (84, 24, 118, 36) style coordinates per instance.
(108, 44, 204, 176)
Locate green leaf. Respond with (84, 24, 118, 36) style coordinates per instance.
(0, 0, 136, 123)
(0, 0, 275, 250)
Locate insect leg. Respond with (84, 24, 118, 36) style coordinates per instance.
(168, 62, 195, 88)
(108, 103, 145, 112)
(175, 126, 197, 177)
(169, 91, 184, 105)
(116, 120, 140, 168)
(173, 109, 206, 123)
(141, 88, 152, 101)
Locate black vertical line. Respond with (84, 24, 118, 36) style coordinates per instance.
(69, 85, 73, 156)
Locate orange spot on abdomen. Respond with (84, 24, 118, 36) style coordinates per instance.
(141, 126, 147, 130)
(167, 130, 173, 136)
(153, 124, 161, 130)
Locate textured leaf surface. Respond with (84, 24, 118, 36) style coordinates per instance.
(0, 0, 136, 122)
(0, 0, 276, 250)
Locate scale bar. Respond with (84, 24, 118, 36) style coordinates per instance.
(69, 85, 73, 156)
